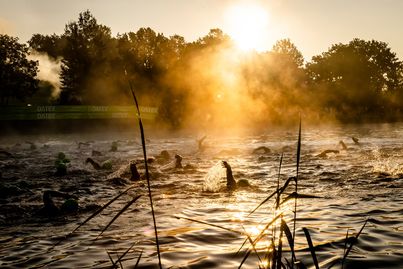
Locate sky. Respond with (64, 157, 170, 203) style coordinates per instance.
(1, 0, 403, 61)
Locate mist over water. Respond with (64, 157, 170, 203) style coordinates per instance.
(0, 123, 402, 268)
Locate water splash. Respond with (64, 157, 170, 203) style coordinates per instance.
(107, 163, 130, 179)
(371, 148, 403, 176)
(202, 161, 226, 192)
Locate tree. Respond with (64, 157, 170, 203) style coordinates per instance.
(28, 33, 65, 59)
(306, 38, 403, 120)
(0, 34, 39, 104)
(272, 38, 304, 68)
(59, 10, 115, 104)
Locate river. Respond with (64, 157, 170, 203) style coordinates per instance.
(0, 123, 402, 268)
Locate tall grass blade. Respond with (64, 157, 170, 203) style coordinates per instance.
(240, 226, 263, 264)
(276, 218, 284, 269)
(106, 251, 116, 267)
(126, 70, 162, 269)
(303, 227, 320, 269)
(248, 176, 293, 216)
(343, 229, 349, 257)
(237, 247, 253, 269)
(72, 186, 136, 234)
(238, 214, 282, 269)
(276, 153, 284, 209)
(280, 192, 320, 205)
(281, 219, 296, 262)
(111, 242, 137, 268)
(97, 195, 141, 239)
(175, 216, 244, 235)
(296, 116, 302, 181)
(292, 116, 302, 265)
(134, 250, 143, 269)
(51, 185, 136, 250)
(177, 216, 263, 266)
(341, 219, 369, 269)
(270, 240, 277, 269)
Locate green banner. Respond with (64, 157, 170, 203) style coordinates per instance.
(0, 106, 157, 121)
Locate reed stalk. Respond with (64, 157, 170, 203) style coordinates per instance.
(292, 117, 302, 267)
(126, 70, 162, 269)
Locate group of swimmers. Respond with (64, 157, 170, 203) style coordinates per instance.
(39, 135, 363, 217)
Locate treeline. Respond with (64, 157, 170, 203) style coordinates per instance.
(1, 10, 403, 128)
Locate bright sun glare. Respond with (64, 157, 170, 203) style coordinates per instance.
(225, 4, 269, 51)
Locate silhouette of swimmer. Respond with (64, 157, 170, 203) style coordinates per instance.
(38, 190, 78, 217)
(253, 146, 271, 154)
(316, 149, 339, 157)
(86, 157, 101, 170)
(91, 150, 102, 156)
(175, 154, 183, 168)
(174, 154, 195, 170)
(155, 150, 170, 164)
(130, 162, 141, 181)
(159, 150, 170, 160)
(85, 157, 112, 170)
(197, 136, 207, 152)
(222, 161, 251, 191)
(78, 141, 91, 149)
(339, 140, 348, 150)
(352, 137, 360, 145)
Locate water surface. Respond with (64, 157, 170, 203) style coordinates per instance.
(0, 123, 402, 268)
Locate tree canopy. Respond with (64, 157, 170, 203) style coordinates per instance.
(3, 10, 402, 127)
(0, 34, 39, 105)
(306, 38, 403, 121)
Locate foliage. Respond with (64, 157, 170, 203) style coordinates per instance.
(59, 10, 116, 104)
(306, 38, 403, 121)
(5, 10, 400, 126)
(28, 34, 65, 59)
(0, 34, 39, 104)
(272, 38, 304, 68)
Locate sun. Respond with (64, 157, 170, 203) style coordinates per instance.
(225, 4, 270, 51)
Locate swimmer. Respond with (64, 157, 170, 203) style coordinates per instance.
(175, 154, 183, 169)
(86, 157, 101, 170)
(38, 190, 78, 217)
(339, 140, 348, 150)
(92, 150, 102, 156)
(222, 161, 251, 191)
(253, 146, 271, 154)
(197, 135, 207, 152)
(173, 154, 195, 170)
(85, 158, 112, 170)
(130, 162, 141, 181)
(156, 150, 170, 164)
(316, 149, 340, 157)
(78, 141, 90, 149)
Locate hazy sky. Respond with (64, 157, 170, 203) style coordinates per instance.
(1, 0, 402, 60)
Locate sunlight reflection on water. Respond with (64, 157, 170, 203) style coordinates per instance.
(0, 123, 402, 268)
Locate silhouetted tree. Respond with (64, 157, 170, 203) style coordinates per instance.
(192, 28, 232, 51)
(22, 9, 403, 126)
(272, 38, 304, 68)
(28, 34, 66, 59)
(239, 39, 307, 124)
(59, 10, 115, 104)
(306, 38, 403, 121)
(0, 34, 39, 104)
